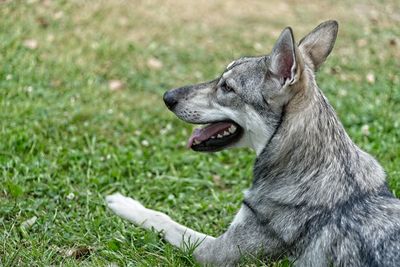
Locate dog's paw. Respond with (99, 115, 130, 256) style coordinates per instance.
(106, 193, 146, 225)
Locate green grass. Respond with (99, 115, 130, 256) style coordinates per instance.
(0, 0, 399, 266)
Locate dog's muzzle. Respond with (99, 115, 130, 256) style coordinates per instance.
(163, 85, 244, 152)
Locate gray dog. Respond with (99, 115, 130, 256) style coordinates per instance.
(107, 21, 400, 266)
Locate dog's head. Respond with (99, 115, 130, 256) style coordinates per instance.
(163, 21, 338, 154)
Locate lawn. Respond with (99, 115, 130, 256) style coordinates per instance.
(1, 0, 399, 266)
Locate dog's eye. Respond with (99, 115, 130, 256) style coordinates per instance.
(221, 81, 235, 93)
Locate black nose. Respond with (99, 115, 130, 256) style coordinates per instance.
(163, 91, 178, 110)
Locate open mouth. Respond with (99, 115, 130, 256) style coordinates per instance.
(187, 121, 243, 152)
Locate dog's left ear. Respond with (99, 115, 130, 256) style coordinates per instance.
(298, 20, 338, 71)
(270, 27, 299, 87)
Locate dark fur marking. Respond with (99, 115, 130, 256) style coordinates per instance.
(242, 200, 290, 248)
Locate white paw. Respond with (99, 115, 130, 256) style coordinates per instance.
(106, 193, 147, 225)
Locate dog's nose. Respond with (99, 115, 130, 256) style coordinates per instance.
(163, 91, 178, 110)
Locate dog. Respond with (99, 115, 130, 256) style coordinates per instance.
(106, 21, 400, 266)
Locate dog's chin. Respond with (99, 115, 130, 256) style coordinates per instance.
(187, 120, 244, 152)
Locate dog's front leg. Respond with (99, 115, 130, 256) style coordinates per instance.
(107, 194, 283, 266)
(193, 205, 284, 266)
(106, 193, 215, 248)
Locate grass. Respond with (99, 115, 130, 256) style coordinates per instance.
(0, 0, 399, 265)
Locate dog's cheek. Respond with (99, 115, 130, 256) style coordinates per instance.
(216, 93, 244, 110)
(213, 105, 244, 126)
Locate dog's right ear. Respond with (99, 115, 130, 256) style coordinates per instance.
(298, 20, 339, 71)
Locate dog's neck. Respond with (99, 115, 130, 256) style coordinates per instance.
(253, 72, 387, 207)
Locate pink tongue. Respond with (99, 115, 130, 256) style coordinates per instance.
(187, 122, 233, 148)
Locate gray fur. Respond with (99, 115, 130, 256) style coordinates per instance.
(107, 20, 400, 266)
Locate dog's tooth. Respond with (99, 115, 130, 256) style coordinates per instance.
(217, 134, 223, 138)
(194, 139, 201, 145)
(223, 131, 230, 136)
(211, 135, 216, 139)
(228, 126, 235, 133)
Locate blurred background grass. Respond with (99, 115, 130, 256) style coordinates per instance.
(0, 0, 399, 265)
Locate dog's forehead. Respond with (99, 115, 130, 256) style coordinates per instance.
(226, 57, 263, 70)
(223, 56, 264, 79)
(226, 60, 236, 69)
(225, 57, 252, 70)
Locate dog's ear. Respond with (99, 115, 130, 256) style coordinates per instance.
(270, 27, 298, 87)
(298, 20, 338, 71)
